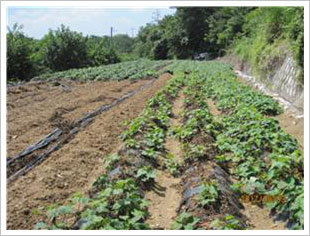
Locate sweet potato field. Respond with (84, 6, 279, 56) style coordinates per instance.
(6, 60, 303, 230)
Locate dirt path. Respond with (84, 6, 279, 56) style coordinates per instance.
(145, 90, 184, 229)
(145, 171, 181, 229)
(165, 90, 184, 162)
(242, 202, 286, 230)
(7, 79, 150, 158)
(207, 99, 222, 116)
(6, 74, 172, 230)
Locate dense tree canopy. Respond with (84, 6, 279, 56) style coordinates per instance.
(7, 24, 36, 81)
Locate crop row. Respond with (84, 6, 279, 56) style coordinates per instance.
(194, 61, 303, 229)
(32, 59, 170, 82)
(34, 70, 184, 229)
(171, 69, 247, 230)
(33, 60, 303, 230)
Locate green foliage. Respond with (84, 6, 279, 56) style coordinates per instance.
(42, 25, 89, 71)
(210, 215, 245, 230)
(232, 7, 304, 83)
(171, 212, 200, 230)
(196, 181, 219, 207)
(164, 153, 181, 176)
(184, 144, 207, 161)
(35, 177, 150, 230)
(113, 34, 135, 54)
(135, 166, 156, 183)
(87, 39, 119, 66)
(192, 61, 303, 228)
(32, 59, 168, 82)
(104, 153, 120, 171)
(7, 23, 36, 81)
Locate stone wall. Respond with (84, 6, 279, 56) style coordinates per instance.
(269, 55, 303, 109)
(219, 54, 304, 112)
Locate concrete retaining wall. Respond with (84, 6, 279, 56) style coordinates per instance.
(220, 54, 304, 112)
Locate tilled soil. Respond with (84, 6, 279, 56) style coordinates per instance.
(165, 90, 184, 163)
(242, 202, 286, 230)
(276, 113, 304, 149)
(7, 79, 149, 158)
(145, 171, 181, 229)
(6, 74, 172, 230)
(207, 99, 222, 116)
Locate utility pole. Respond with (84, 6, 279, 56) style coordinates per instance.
(131, 27, 135, 38)
(110, 27, 113, 47)
(152, 9, 161, 23)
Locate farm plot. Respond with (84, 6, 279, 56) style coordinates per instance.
(31, 59, 170, 82)
(7, 59, 171, 179)
(6, 60, 172, 229)
(29, 61, 303, 230)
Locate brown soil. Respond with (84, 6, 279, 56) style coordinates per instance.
(171, 90, 184, 127)
(145, 90, 184, 229)
(165, 90, 184, 162)
(6, 74, 172, 230)
(207, 99, 222, 116)
(276, 113, 304, 149)
(145, 171, 181, 229)
(242, 202, 286, 230)
(7, 79, 149, 158)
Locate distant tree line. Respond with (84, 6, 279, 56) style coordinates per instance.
(7, 7, 304, 82)
(7, 24, 135, 81)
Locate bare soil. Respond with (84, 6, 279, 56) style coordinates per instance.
(165, 90, 184, 162)
(6, 74, 172, 230)
(145, 171, 181, 229)
(207, 98, 222, 116)
(242, 202, 286, 230)
(276, 113, 304, 149)
(7, 79, 149, 158)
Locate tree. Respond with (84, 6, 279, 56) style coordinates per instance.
(42, 25, 89, 71)
(113, 34, 134, 53)
(7, 23, 36, 81)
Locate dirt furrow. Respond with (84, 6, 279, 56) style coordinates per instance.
(7, 79, 149, 158)
(206, 98, 222, 116)
(145, 171, 181, 229)
(145, 90, 184, 229)
(6, 74, 172, 230)
(241, 202, 286, 230)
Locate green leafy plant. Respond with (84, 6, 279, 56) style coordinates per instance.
(210, 215, 245, 230)
(165, 153, 181, 176)
(196, 181, 219, 208)
(171, 212, 200, 230)
(135, 166, 156, 183)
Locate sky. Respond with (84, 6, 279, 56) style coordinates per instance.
(7, 7, 176, 39)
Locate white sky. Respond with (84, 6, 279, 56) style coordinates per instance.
(7, 7, 176, 39)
